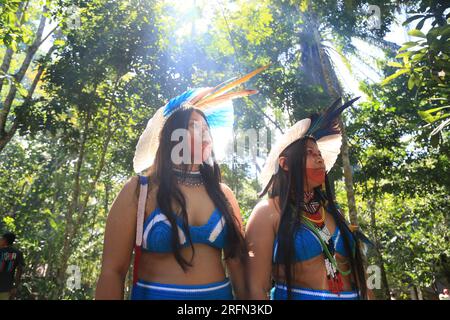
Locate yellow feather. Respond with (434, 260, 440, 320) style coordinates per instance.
(189, 87, 215, 105)
(196, 90, 258, 109)
(197, 64, 270, 105)
(190, 78, 237, 105)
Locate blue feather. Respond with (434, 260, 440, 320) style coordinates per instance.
(204, 102, 234, 129)
(163, 88, 205, 117)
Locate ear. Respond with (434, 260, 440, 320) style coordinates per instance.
(278, 156, 288, 171)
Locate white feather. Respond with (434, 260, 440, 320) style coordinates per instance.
(259, 118, 311, 191)
(133, 107, 165, 173)
(316, 134, 342, 172)
(259, 120, 343, 193)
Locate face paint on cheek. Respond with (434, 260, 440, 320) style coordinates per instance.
(306, 167, 326, 185)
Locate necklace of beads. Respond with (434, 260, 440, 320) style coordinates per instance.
(172, 167, 204, 187)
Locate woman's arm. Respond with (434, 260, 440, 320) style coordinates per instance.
(95, 176, 139, 300)
(245, 201, 276, 300)
(220, 183, 246, 300)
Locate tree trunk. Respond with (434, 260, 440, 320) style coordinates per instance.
(0, 120, 19, 152)
(0, 5, 56, 151)
(54, 112, 91, 298)
(339, 119, 358, 225)
(0, 8, 47, 133)
(0, 0, 28, 94)
(0, 48, 14, 94)
(410, 286, 418, 300)
(0, 44, 56, 153)
(417, 287, 423, 300)
(368, 181, 391, 299)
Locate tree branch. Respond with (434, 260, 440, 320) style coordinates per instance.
(0, 6, 48, 137)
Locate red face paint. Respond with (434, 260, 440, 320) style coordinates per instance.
(306, 167, 326, 185)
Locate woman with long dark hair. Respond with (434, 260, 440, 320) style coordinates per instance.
(95, 66, 267, 300)
(246, 97, 373, 300)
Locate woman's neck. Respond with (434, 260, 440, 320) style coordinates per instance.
(172, 164, 201, 172)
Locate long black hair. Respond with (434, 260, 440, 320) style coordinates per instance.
(259, 137, 368, 299)
(141, 107, 246, 271)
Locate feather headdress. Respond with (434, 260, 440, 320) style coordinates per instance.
(259, 97, 360, 193)
(133, 65, 269, 173)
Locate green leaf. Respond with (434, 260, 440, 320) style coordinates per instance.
(416, 17, 427, 31)
(2, 216, 15, 231)
(16, 83, 28, 97)
(49, 218, 58, 231)
(10, 40, 18, 52)
(408, 29, 426, 38)
(54, 39, 66, 47)
(299, 0, 309, 12)
(402, 15, 425, 26)
(418, 106, 450, 123)
(399, 41, 419, 52)
(412, 52, 426, 61)
(387, 61, 403, 68)
(414, 74, 422, 87)
(396, 51, 414, 59)
(423, 106, 450, 114)
(119, 71, 137, 83)
(408, 74, 415, 90)
(381, 69, 409, 86)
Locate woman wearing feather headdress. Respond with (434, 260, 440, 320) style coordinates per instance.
(95, 66, 268, 300)
(245, 97, 374, 300)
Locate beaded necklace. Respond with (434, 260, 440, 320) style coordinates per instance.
(172, 167, 204, 187)
(294, 199, 353, 295)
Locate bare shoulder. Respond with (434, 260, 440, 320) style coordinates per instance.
(219, 183, 239, 205)
(252, 198, 279, 220)
(125, 175, 140, 191)
(107, 176, 140, 220)
(219, 182, 241, 217)
(219, 182, 233, 196)
(119, 176, 140, 204)
(246, 198, 279, 233)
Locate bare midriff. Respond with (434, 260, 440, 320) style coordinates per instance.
(272, 253, 353, 291)
(138, 244, 227, 285)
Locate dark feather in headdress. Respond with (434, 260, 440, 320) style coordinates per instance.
(306, 96, 360, 140)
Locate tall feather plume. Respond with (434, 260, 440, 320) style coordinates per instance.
(162, 65, 269, 118)
(195, 64, 270, 106)
(163, 88, 205, 117)
(188, 87, 216, 105)
(189, 76, 238, 105)
(195, 89, 258, 109)
(306, 96, 360, 140)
